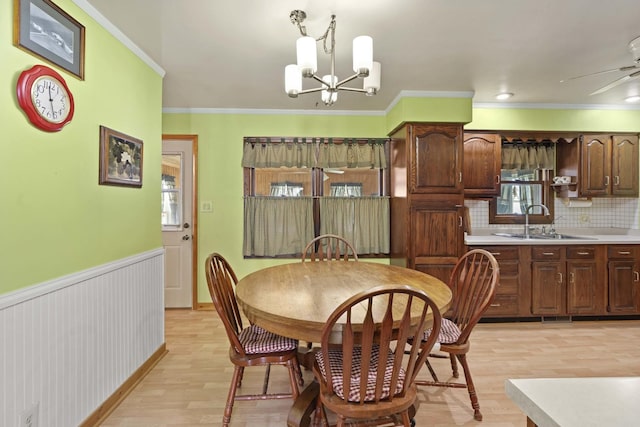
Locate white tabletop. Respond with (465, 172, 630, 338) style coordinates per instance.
(505, 377, 640, 427)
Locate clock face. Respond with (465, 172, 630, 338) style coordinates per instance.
(16, 65, 75, 132)
(30, 76, 71, 124)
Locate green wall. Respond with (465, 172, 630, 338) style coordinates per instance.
(1, 0, 163, 294)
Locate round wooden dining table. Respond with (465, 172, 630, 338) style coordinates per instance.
(236, 261, 453, 344)
(235, 261, 452, 427)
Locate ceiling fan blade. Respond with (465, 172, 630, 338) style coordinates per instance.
(560, 65, 640, 82)
(589, 70, 640, 95)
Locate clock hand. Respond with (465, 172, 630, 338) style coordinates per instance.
(48, 86, 55, 111)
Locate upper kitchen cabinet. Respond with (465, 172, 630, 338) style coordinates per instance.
(557, 134, 639, 197)
(407, 123, 463, 194)
(463, 132, 501, 196)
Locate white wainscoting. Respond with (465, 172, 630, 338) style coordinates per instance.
(0, 248, 164, 427)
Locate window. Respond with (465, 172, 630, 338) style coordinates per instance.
(490, 141, 555, 224)
(242, 137, 390, 257)
(161, 154, 182, 227)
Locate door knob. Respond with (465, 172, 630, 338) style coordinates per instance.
(182, 235, 190, 241)
(183, 222, 190, 229)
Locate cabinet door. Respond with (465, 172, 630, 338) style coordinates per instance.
(410, 124, 462, 194)
(566, 260, 599, 314)
(411, 203, 463, 283)
(611, 134, 639, 196)
(463, 133, 501, 196)
(580, 135, 611, 196)
(532, 261, 564, 315)
(608, 260, 640, 313)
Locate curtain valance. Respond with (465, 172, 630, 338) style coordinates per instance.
(242, 137, 388, 169)
(501, 145, 555, 170)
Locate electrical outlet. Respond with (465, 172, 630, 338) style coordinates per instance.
(579, 214, 591, 224)
(21, 402, 39, 427)
(200, 201, 213, 212)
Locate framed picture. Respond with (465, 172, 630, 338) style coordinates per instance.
(13, 0, 85, 79)
(99, 126, 144, 188)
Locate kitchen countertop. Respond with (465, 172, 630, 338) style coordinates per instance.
(505, 377, 640, 427)
(466, 228, 640, 245)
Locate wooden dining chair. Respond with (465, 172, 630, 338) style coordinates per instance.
(205, 253, 303, 427)
(301, 234, 358, 261)
(312, 284, 442, 426)
(416, 248, 499, 421)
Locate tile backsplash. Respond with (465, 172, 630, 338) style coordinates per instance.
(465, 196, 640, 231)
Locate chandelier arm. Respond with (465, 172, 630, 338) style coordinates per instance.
(335, 73, 363, 89)
(335, 87, 367, 94)
(297, 87, 325, 95)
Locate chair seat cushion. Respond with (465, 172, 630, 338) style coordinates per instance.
(315, 346, 405, 402)
(424, 318, 461, 344)
(239, 324, 298, 354)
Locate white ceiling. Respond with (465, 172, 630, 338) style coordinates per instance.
(84, 0, 640, 112)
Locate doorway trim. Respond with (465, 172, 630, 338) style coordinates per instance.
(162, 134, 198, 309)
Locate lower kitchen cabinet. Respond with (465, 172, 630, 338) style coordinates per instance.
(530, 245, 605, 316)
(481, 246, 529, 317)
(607, 245, 640, 313)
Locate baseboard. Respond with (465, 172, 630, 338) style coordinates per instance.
(196, 302, 214, 310)
(80, 343, 168, 427)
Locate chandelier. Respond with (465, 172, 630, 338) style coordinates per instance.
(284, 10, 381, 106)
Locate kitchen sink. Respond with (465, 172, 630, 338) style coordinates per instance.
(492, 232, 595, 240)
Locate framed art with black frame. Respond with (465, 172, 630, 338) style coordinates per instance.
(13, 0, 85, 79)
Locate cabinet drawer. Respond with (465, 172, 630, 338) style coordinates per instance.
(482, 246, 519, 260)
(495, 274, 518, 295)
(566, 246, 596, 259)
(607, 245, 638, 259)
(531, 246, 561, 260)
(485, 295, 519, 316)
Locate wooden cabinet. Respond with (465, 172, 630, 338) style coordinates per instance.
(389, 123, 464, 284)
(607, 245, 640, 313)
(480, 246, 530, 317)
(557, 134, 639, 197)
(463, 132, 501, 196)
(411, 199, 465, 282)
(531, 246, 604, 316)
(408, 124, 463, 194)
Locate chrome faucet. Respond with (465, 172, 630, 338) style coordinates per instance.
(524, 204, 550, 238)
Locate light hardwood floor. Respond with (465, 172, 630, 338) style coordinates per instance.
(101, 309, 640, 426)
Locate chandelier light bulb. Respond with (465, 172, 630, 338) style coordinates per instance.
(285, 64, 302, 97)
(364, 61, 381, 95)
(352, 36, 373, 76)
(321, 74, 338, 104)
(296, 36, 317, 77)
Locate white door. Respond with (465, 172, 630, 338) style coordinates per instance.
(162, 137, 196, 308)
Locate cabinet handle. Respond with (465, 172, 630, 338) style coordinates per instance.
(614, 176, 620, 186)
(605, 176, 610, 186)
(490, 303, 501, 307)
(557, 272, 563, 284)
(635, 271, 639, 282)
(618, 251, 632, 255)
(542, 252, 555, 256)
(495, 175, 500, 184)
(490, 252, 501, 256)
(569, 272, 575, 283)
(577, 251, 590, 255)
(459, 172, 462, 183)
(458, 216, 463, 227)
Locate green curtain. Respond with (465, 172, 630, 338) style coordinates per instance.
(243, 197, 315, 256)
(318, 197, 390, 254)
(242, 138, 387, 169)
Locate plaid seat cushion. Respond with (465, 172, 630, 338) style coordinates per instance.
(315, 346, 405, 402)
(423, 318, 461, 344)
(239, 324, 298, 354)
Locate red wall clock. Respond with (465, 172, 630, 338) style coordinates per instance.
(16, 65, 75, 132)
